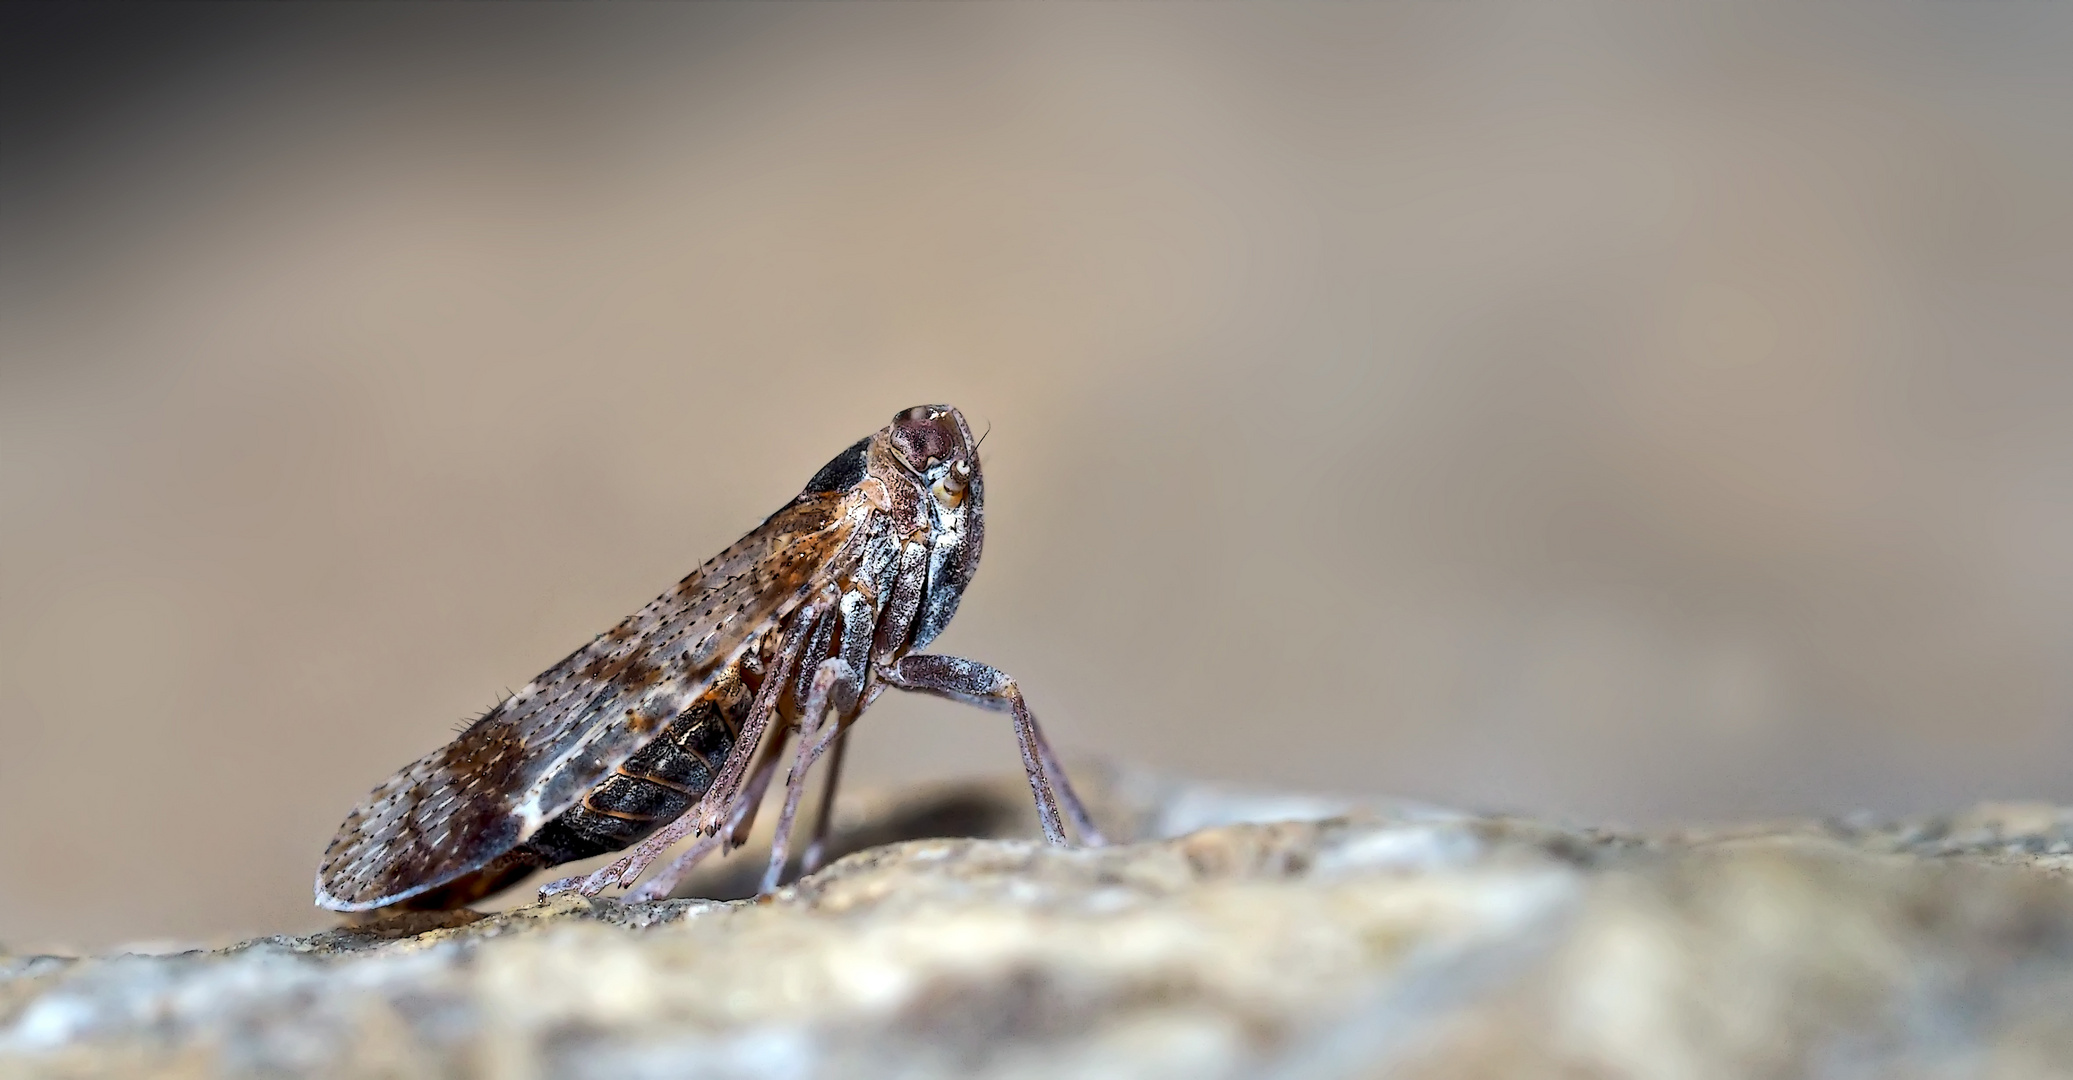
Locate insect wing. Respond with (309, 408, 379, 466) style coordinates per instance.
(316, 492, 864, 910)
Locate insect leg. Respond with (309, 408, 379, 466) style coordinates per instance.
(799, 721, 850, 876)
(760, 657, 860, 893)
(871, 542, 929, 663)
(877, 654, 1081, 846)
(621, 741, 786, 902)
(802, 685, 881, 875)
(796, 591, 883, 874)
(1031, 721, 1107, 846)
(695, 594, 831, 835)
(537, 779, 725, 900)
(538, 613, 819, 903)
(722, 715, 792, 851)
(537, 810, 697, 899)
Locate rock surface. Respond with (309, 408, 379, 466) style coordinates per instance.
(9, 770, 2073, 1078)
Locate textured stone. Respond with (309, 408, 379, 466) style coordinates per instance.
(8, 771, 2073, 1078)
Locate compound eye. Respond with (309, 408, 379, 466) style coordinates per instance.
(889, 404, 959, 472)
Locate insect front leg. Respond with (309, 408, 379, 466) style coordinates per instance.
(760, 657, 861, 893)
(877, 654, 1100, 847)
(799, 723, 849, 877)
(801, 682, 880, 875)
(694, 595, 830, 836)
(763, 588, 876, 889)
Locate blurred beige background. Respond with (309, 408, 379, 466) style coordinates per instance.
(5, 3, 2073, 952)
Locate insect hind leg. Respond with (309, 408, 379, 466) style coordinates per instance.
(540, 727, 791, 903)
(877, 654, 1103, 847)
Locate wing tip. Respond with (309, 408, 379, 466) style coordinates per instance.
(313, 867, 441, 913)
(313, 879, 366, 912)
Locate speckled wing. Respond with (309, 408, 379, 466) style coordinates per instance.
(316, 492, 864, 911)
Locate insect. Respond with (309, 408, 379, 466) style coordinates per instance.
(316, 405, 1103, 912)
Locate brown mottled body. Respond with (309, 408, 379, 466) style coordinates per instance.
(317, 405, 1101, 913)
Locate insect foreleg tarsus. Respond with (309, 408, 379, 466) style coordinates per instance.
(877, 653, 1100, 847)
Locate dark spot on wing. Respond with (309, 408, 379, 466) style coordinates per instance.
(318, 721, 532, 907)
(446, 721, 528, 790)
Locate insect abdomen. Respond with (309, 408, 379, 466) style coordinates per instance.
(519, 692, 742, 865)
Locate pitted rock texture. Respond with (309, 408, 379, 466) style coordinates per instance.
(8, 772, 2073, 1079)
